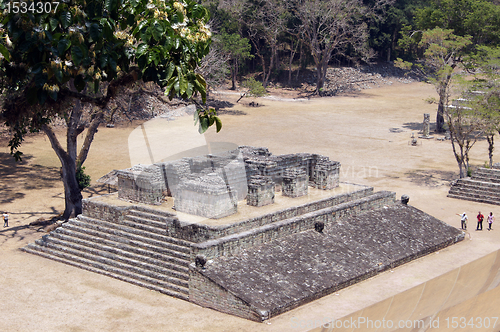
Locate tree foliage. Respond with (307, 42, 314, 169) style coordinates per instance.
(0, 0, 218, 218)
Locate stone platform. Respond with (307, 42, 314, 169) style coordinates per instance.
(190, 204, 464, 321)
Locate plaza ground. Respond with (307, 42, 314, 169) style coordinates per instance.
(1, 81, 499, 331)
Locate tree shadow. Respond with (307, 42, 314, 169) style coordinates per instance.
(0, 153, 61, 205)
(405, 170, 457, 187)
(207, 99, 246, 116)
(402, 121, 437, 132)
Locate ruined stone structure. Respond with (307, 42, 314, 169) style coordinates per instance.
(22, 146, 464, 323)
(448, 165, 500, 205)
(116, 146, 340, 219)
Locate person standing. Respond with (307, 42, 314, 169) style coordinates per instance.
(3, 211, 8, 227)
(487, 212, 494, 231)
(477, 211, 484, 230)
(458, 212, 468, 230)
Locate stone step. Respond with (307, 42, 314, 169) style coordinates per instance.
(454, 179, 500, 190)
(449, 185, 500, 198)
(74, 216, 191, 255)
(22, 244, 189, 299)
(471, 168, 500, 183)
(34, 238, 189, 288)
(48, 231, 189, 276)
(447, 193, 500, 206)
(54, 227, 189, 267)
(65, 220, 190, 261)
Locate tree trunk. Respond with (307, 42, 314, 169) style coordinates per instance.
(61, 155, 83, 219)
(231, 59, 237, 90)
(42, 124, 83, 220)
(487, 134, 494, 167)
(436, 99, 446, 133)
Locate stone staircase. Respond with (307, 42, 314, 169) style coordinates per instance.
(448, 167, 500, 205)
(22, 206, 192, 300)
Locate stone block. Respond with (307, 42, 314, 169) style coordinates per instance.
(282, 167, 308, 198)
(247, 176, 275, 207)
(174, 173, 238, 219)
(117, 164, 165, 205)
(313, 160, 340, 190)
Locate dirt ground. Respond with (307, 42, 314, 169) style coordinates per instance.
(1, 81, 500, 331)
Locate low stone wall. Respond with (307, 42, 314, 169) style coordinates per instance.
(191, 191, 396, 260)
(165, 185, 374, 242)
(189, 266, 265, 322)
(82, 198, 131, 222)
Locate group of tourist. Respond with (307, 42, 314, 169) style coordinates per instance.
(458, 211, 494, 231)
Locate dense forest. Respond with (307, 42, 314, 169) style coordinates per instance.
(198, 0, 500, 94)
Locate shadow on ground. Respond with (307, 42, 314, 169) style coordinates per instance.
(405, 169, 457, 187)
(0, 153, 60, 204)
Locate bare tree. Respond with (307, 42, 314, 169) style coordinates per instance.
(446, 93, 488, 178)
(246, 0, 288, 88)
(290, 0, 378, 95)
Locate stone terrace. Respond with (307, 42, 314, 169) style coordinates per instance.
(191, 204, 464, 321)
(448, 166, 500, 205)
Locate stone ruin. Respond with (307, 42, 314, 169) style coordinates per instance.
(116, 146, 341, 218)
(24, 145, 465, 323)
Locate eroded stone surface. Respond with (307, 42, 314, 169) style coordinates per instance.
(197, 204, 464, 317)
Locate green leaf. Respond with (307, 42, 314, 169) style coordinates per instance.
(100, 54, 108, 68)
(215, 116, 222, 132)
(89, 23, 101, 41)
(165, 62, 175, 81)
(179, 74, 187, 94)
(57, 39, 71, 56)
(71, 46, 84, 66)
(60, 11, 72, 29)
(136, 43, 148, 56)
(48, 90, 58, 101)
(152, 22, 164, 41)
(199, 116, 209, 134)
(35, 73, 47, 88)
(54, 67, 63, 83)
(49, 18, 59, 31)
(0, 44, 10, 62)
(74, 75, 85, 92)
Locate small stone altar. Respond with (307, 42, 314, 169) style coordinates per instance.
(282, 167, 308, 198)
(247, 175, 275, 207)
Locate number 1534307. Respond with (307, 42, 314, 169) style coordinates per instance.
(6, 1, 60, 14)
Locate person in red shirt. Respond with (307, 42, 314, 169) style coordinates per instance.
(477, 211, 484, 230)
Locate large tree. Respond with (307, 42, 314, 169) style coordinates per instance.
(290, 0, 388, 95)
(0, 0, 220, 219)
(419, 28, 472, 133)
(245, 0, 288, 88)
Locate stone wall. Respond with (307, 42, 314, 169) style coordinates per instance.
(164, 185, 374, 242)
(117, 164, 165, 205)
(189, 265, 266, 322)
(191, 191, 396, 260)
(82, 198, 131, 222)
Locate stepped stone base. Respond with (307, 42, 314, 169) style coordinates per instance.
(190, 204, 464, 321)
(448, 167, 500, 205)
(22, 177, 463, 322)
